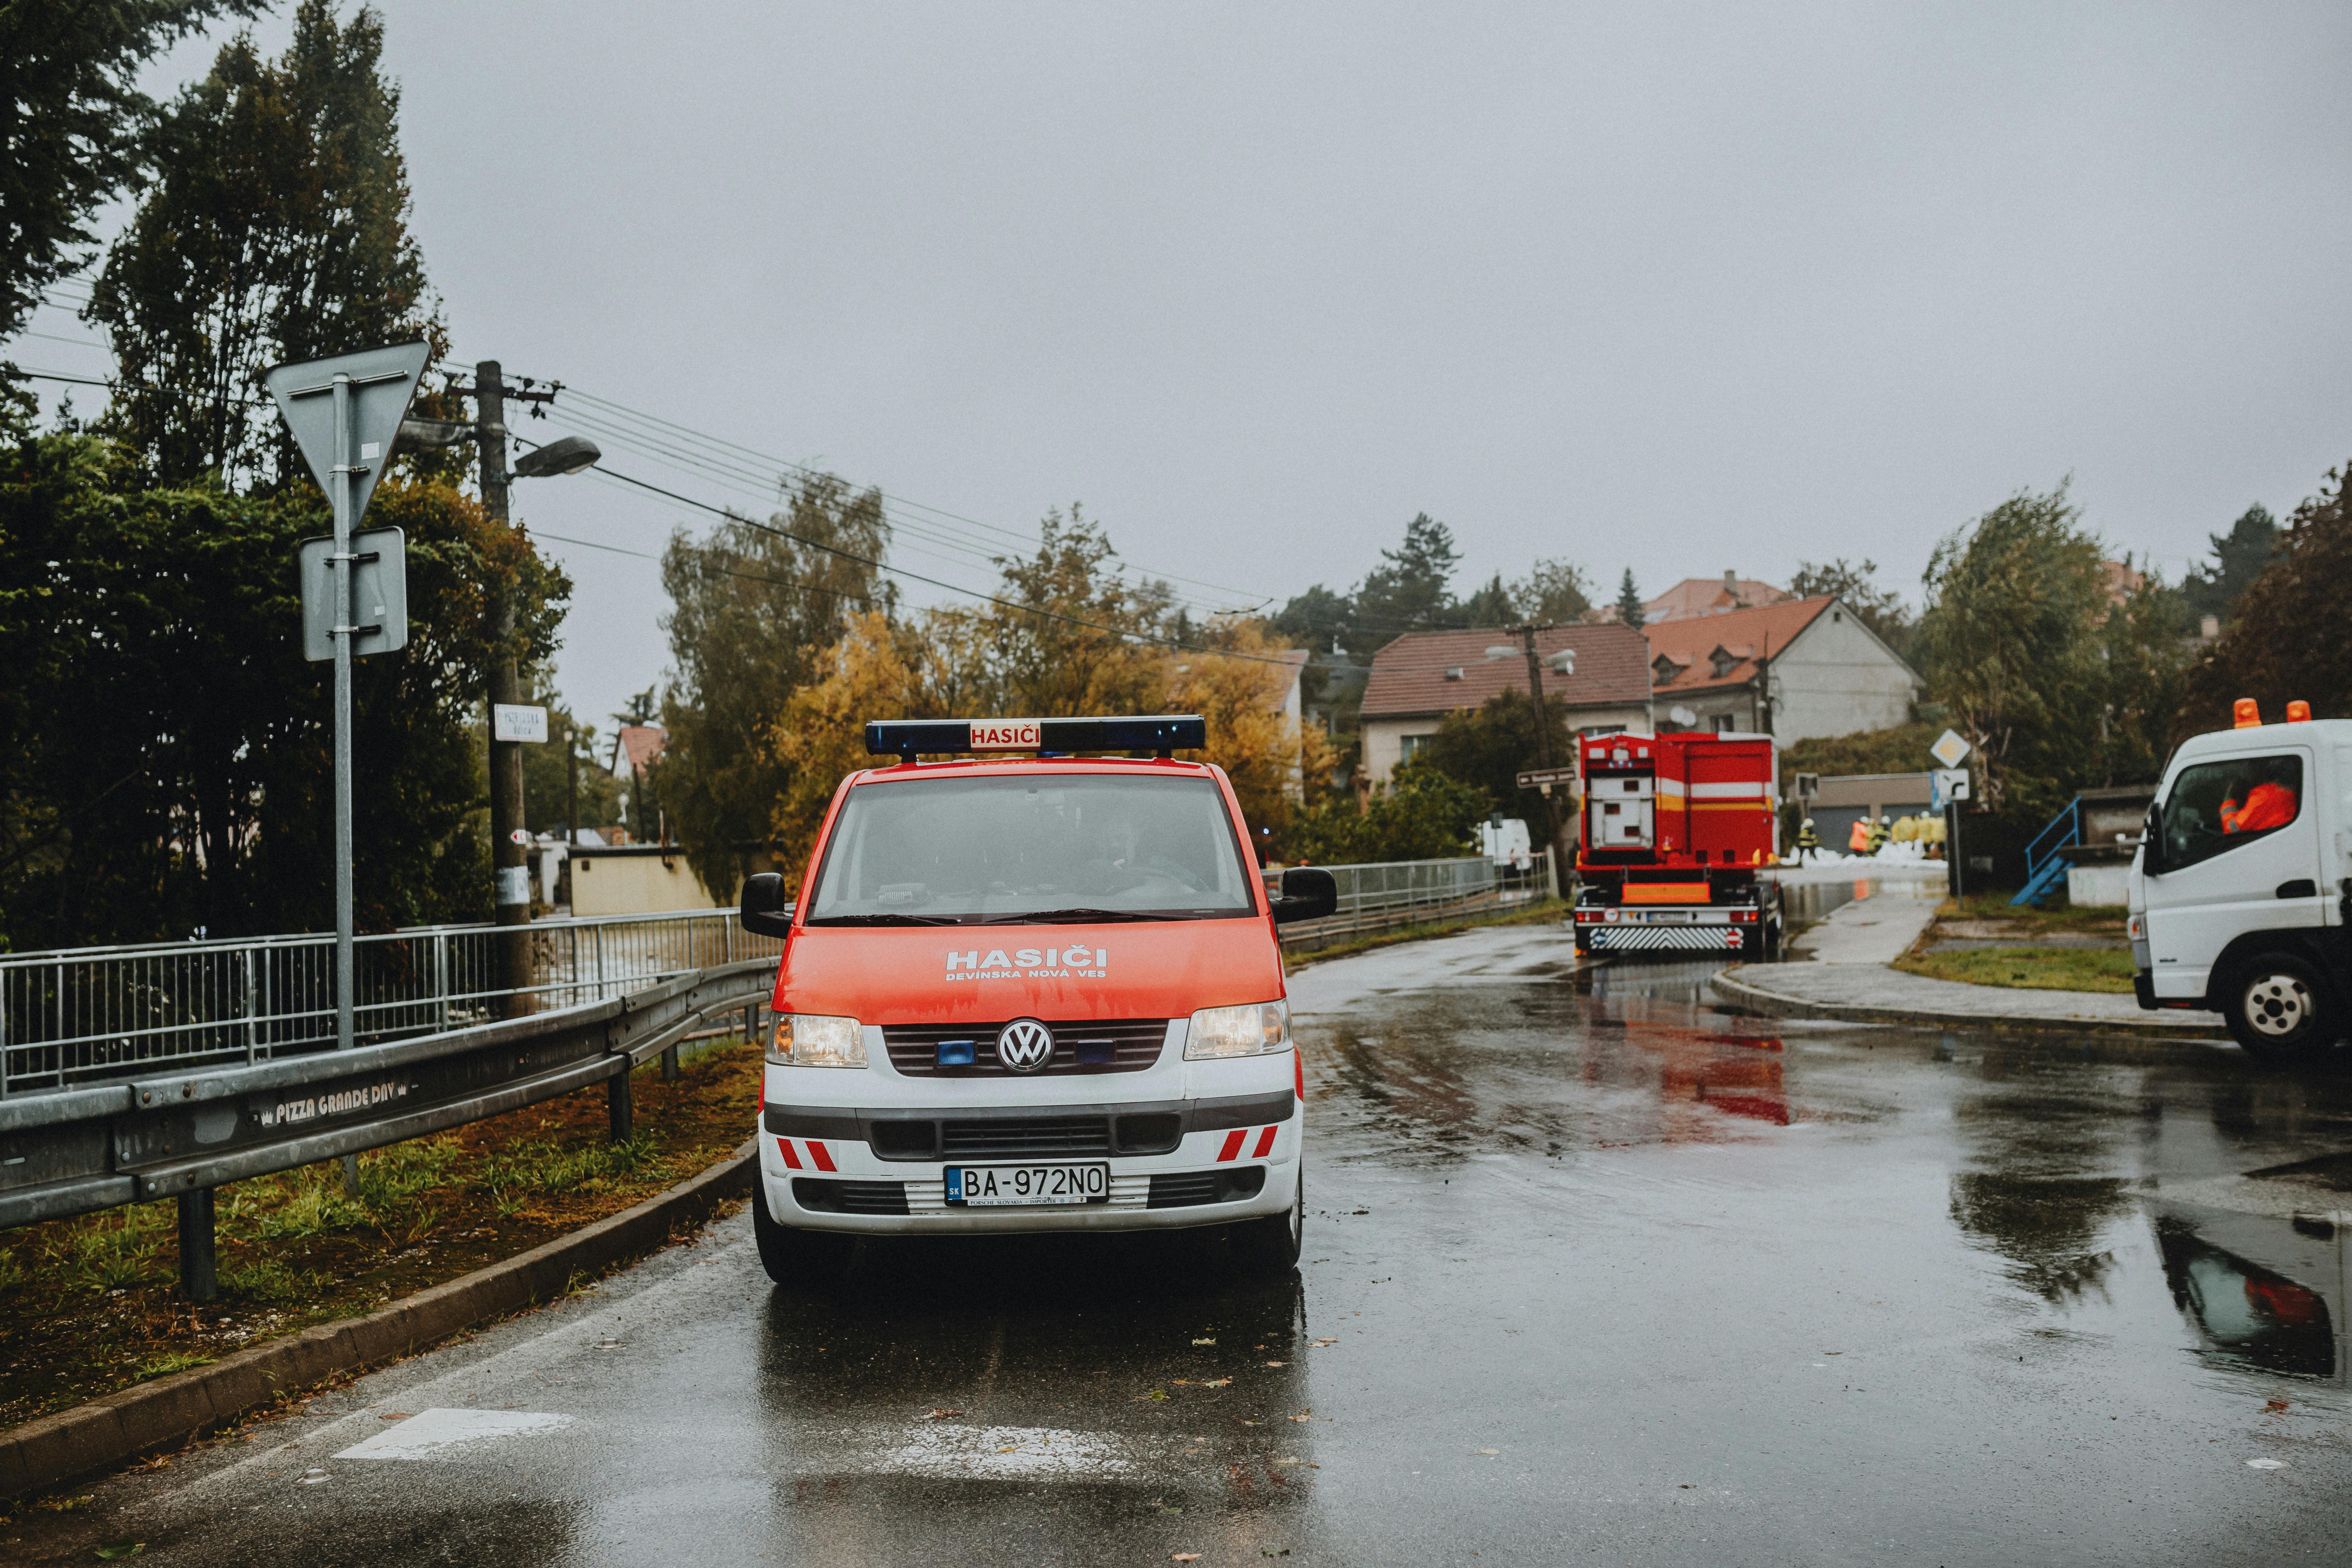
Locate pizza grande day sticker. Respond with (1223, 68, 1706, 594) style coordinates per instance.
(945, 945, 1108, 982)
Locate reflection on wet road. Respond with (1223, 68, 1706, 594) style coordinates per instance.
(15, 926, 2352, 1566)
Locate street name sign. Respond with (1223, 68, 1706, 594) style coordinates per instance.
(1516, 767, 1578, 789)
(493, 704, 550, 743)
(1931, 729, 1973, 769)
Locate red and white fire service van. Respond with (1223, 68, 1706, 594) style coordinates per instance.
(735, 714, 1336, 1284)
(1571, 730, 1784, 958)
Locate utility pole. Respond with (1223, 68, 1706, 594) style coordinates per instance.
(1514, 624, 1568, 901)
(476, 360, 532, 1016)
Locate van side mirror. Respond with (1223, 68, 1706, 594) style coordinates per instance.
(1271, 867, 1338, 925)
(2140, 804, 2165, 875)
(739, 872, 793, 937)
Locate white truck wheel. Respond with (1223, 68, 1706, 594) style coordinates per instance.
(2222, 953, 2338, 1062)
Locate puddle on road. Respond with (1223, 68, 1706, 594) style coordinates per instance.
(1296, 943, 2352, 1393)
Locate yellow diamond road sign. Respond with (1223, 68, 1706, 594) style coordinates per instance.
(1931, 729, 1972, 769)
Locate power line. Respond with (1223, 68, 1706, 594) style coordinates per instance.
(555, 394, 1271, 619)
(459, 368, 1270, 612)
(568, 453, 1304, 669)
(533, 528, 892, 607)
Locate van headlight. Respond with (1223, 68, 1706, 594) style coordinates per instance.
(1184, 1000, 1291, 1060)
(768, 1013, 865, 1068)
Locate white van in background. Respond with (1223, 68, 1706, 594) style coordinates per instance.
(2131, 704, 2349, 1060)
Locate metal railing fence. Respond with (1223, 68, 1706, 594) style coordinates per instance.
(5, 853, 1552, 1095)
(1265, 853, 1550, 949)
(0, 910, 782, 1098)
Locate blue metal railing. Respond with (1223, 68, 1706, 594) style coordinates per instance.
(2010, 798, 2083, 907)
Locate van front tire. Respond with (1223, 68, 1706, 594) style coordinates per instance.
(1230, 1166, 1305, 1277)
(2222, 952, 2339, 1063)
(754, 1189, 856, 1285)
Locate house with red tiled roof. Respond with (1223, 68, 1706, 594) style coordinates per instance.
(1645, 596, 1920, 740)
(1640, 571, 1794, 625)
(1357, 623, 1652, 786)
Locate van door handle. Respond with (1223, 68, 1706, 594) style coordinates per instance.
(2276, 879, 2317, 899)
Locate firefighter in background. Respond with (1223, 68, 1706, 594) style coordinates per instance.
(1794, 817, 1820, 859)
(1848, 815, 1873, 854)
(1866, 815, 1891, 855)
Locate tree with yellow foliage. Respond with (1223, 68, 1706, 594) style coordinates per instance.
(765, 603, 1328, 882)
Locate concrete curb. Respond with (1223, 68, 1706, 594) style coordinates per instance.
(1707, 966, 2231, 1043)
(0, 1137, 758, 1500)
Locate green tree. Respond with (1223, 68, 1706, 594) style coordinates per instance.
(1272, 583, 1352, 656)
(84, 1, 443, 486)
(2180, 464, 2352, 734)
(1613, 568, 1646, 628)
(1788, 557, 1915, 660)
(1414, 690, 1573, 824)
(1913, 483, 2109, 817)
(1288, 756, 1485, 864)
(656, 473, 892, 897)
(982, 505, 1171, 718)
(1353, 513, 1460, 639)
(2094, 572, 2190, 786)
(1510, 557, 1592, 625)
(0, 433, 565, 947)
(2181, 504, 2279, 628)
(0, 0, 257, 344)
(1457, 572, 1515, 628)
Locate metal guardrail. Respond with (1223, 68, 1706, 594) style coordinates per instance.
(0, 956, 776, 1299)
(0, 910, 782, 1099)
(1265, 854, 1550, 950)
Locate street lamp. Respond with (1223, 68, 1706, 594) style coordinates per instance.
(513, 434, 602, 479)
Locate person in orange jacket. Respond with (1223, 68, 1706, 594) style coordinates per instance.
(1848, 815, 1873, 854)
(2220, 776, 2298, 833)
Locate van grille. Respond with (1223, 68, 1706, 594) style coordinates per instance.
(939, 1117, 1112, 1160)
(883, 1019, 1168, 1076)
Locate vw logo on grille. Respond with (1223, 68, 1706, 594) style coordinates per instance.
(995, 1018, 1056, 1072)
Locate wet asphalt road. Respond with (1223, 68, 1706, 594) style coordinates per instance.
(15, 922, 2352, 1566)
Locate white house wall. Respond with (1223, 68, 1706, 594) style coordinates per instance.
(1767, 607, 1919, 743)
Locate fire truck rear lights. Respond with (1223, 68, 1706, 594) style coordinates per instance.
(864, 714, 1207, 759)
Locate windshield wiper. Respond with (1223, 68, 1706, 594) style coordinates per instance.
(804, 912, 964, 926)
(978, 907, 1206, 925)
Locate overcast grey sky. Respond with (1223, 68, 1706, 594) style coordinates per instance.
(21, 2, 2352, 732)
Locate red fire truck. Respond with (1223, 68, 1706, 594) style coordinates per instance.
(1570, 730, 1784, 959)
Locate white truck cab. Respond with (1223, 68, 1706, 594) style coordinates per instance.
(2130, 710, 2351, 1060)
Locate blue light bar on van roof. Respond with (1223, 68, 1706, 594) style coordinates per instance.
(863, 714, 1207, 761)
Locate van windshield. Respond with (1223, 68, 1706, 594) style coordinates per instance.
(805, 773, 1259, 924)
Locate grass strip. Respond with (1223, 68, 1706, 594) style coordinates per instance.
(1894, 945, 2138, 994)
(1283, 898, 1571, 971)
(0, 1040, 763, 1430)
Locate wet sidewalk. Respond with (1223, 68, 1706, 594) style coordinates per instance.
(1714, 876, 2228, 1040)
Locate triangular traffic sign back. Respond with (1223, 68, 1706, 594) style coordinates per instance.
(264, 342, 432, 529)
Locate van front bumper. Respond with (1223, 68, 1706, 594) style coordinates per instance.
(756, 1090, 1300, 1235)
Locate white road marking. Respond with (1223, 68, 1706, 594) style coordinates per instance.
(334, 1407, 574, 1460)
(862, 1424, 1136, 1479)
